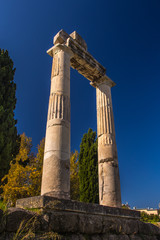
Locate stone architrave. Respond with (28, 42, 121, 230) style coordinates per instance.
(41, 44, 73, 199)
(95, 76, 121, 207)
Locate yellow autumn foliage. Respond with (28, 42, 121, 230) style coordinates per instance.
(1, 133, 44, 206)
(28, 138, 45, 196)
(2, 132, 79, 205)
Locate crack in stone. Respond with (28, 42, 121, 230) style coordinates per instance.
(99, 158, 118, 167)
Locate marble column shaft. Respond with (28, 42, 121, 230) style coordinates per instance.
(96, 81, 121, 207)
(41, 44, 73, 199)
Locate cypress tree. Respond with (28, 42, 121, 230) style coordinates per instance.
(79, 128, 99, 203)
(0, 49, 18, 183)
(70, 150, 79, 201)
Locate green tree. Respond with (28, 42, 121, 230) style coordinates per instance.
(140, 211, 160, 223)
(79, 128, 99, 203)
(0, 49, 18, 183)
(70, 150, 79, 201)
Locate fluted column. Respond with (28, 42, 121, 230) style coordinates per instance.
(96, 77, 121, 207)
(41, 44, 73, 199)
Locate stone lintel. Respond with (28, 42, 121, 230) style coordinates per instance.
(53, 29, 87, 51)
(16, 196, 140, 220)
(90, 75, 116, 88)
(47, 43, 73, 58)
(52, 30, 106, 82)
(66, 38, 106, 81)
(69, 31, 87, 51)
(53, 29, 69, 45)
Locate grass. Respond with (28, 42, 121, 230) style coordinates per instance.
(13, 215, 37, 240)
(153, 222, 160, 228)
(24, 208, 42, 215)
(35, 232, 62, 240)
(140, 211, 160, 223)
(0, 200, 8, 212)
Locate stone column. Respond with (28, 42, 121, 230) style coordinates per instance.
(41, 44, 73, 199)
(96, 77, 121, 207)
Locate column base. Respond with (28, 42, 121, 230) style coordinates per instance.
(42, 191, 70, 200)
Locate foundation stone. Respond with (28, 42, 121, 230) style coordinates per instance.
(2, 196, 155, 239)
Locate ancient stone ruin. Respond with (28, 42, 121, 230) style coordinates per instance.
(41, 29, 121, 208)
(12, 30, 160, 240)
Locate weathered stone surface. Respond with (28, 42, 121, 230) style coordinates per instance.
(102, 216, 121, 234)
(49, 212, 79, 233)
(96, 82, 121, 207)
(144, 223, 160, 236)
(52, 29, 106, 82)
(119, 219, 139, 235)
(141, 236, 158, 240)
(44, 30, 121, 208)
(102, 234, 109, 240)
(2, 232, 14, 240)
(69, 234, 80, 240)
(68, 37, 106, 81)
(41, 43, 73, 198)
(129, 235, 159, 240)
(53, 29, 69, 45)
(0, 210, 5, 234)
(0, 207, 159, 239)
(102, 217, 138, 236)
(118, 235, 130, 240)
(91, 234, 102, 240)
(16, 196, 140, 220)
(91, 75, 116, 88)
(6, 208, 37, 232)
(104, 235, 130, 240)
(102, 234, 118, 240)
(79, 235, 87, 240)
(11, 30, 160, 240)
(138, 221, 160, 236)
(40, 213, 50, 231)
(70, 31, 87, 50)
(129, 235, 145, 240)
(34, 232, 63, 240)
(78, 214, 103, 234)
(0, 232, 6, 240)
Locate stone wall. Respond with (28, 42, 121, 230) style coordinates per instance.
(0, 196, 159, 239)
(0, 206, 160, 240)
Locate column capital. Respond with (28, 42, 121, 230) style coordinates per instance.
(47, 43, 74, 58)
(90, 75, 116, 88)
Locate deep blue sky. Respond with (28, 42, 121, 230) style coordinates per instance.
(1, 0, 160, 209)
